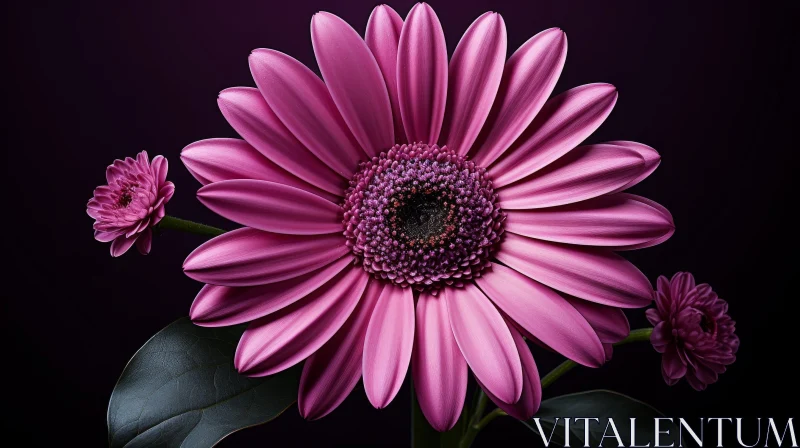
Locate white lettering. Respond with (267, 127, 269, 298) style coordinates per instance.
(765, 418, 797, 447)
(736, 418, 760, 447)
(678, 418, 704, 447)
(532, 418, 560, 447)
(601, 419, 624, 447)
(655, 418, 675, 447)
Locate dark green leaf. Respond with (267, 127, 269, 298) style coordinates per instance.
(107, 317, 300, 448)
(521, 390, 674, 447)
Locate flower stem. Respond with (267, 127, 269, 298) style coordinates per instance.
(457, 327, 655, 447)
(619, 327, 654, 344)
(541, 358, 579, 389)
(156, 215, 225, 237)
(458, 390, 490, 448)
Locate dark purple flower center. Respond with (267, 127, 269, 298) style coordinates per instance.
(114, 182, 139, 209)
(342, 143, 504, 291)
(699, 313, 716, 334)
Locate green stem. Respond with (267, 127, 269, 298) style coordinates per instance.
(458, 390, 490, 448)
(618, 327, 654, 345)
(475, 408, 507, 430)
(541, 359, 579, 389)
(155, 215, 225, 237)
(457, 327, 655, 447)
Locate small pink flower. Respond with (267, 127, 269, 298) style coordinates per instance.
(87, 151, 175, 256)
(647, 272, 739, 390)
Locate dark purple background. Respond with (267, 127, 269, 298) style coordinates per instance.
(5, 0, 798, 445)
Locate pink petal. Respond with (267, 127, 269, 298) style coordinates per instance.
(662, 344, 688, 380)
(197, 180, 341, 235)
(445, 284, 522, 404)
(609, 194, 675, 251)
(363, 284, 415, 409)
(397, 3, 448, 144)
(365, 5, 405, 143)
(440, 12, 507, 156)
(564, 296, 630, 343)
(110, 234, 137, 257)
(181, 138, 339, 202)
(481, 324, 542, 419)
(504, 193, 674, 247)
(94, 229, 121, 243)
(190, 256, 352, 327)
(413, 292, 468, 431)
(490, 83, 619, 187)
(249, 50, 365, 177)
(135, 228, 152, 255)
(496, 233, 653, 308)
(151, 155, 168, 186)
(475, 264, 605, 367)
(183, 228, 348, 287)
(606, 141, 661, 193)
(235, 265, 369, 376)
(470, 28, 567, 166)
(217, 87, 344, 195)
(298, 279, 384, 420)
(312, 12, 394, 156)
(497, 143, 644, 209)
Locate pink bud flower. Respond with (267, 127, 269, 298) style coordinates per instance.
(647, 272, 739, 390)
(87, 151, 175, 256)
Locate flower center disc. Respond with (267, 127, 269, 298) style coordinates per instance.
(342, 143, 504, 291)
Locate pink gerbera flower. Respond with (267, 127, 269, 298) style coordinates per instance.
(87, 151, 174, 257)
(181, 4, 674, 429)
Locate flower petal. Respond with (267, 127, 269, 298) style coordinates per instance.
(475, 264, 605, 367)
(249, 49, 365, 177)
(504, 194, 674, 247)
(440, 12, 507, 156)
(608, 194, 675, 251)
(365, 5, 405, 143)
(662, 344, 688, 380)
(363, 284, 415, 408)
(190, 256, 352, 327)
(490, 83, 619, 187)
(606, 141, 661, 193)
(496, 233, 653, 308)
(470, 28, 567, 165)
(397, 3, 448, 144)
(413, 291, 468, 431)
(235, 265, 369, 376)
(497, 144, 644, 209)
(181, 138, 339, 202)
(135, 228, 152, 255)
(151, 155, 168, 186)
(183, 228, 348, 287)
(110, 234, 137, 257)
(312, 12, 394, 156)
(564, 296, 630, 343)
(197, 180, 342, 235)
(481, 324, 541, 420)
(445, 284, 522, 404)
(298, 279, 384, 420)
(217, 87, 345, 195)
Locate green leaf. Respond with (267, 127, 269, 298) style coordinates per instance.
(521, 390, 674, 447)
(107, 317, 300, 448)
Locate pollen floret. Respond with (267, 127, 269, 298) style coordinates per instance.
(342, 143, 504, 291)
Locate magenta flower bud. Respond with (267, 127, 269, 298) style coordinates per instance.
(647, 272, 739, 390)
(87, 151, 175, 256)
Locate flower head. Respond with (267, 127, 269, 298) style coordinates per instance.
(647, 272, 739, 390)
(87, 151, 174, 256)
(181, 4, 674, 429)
